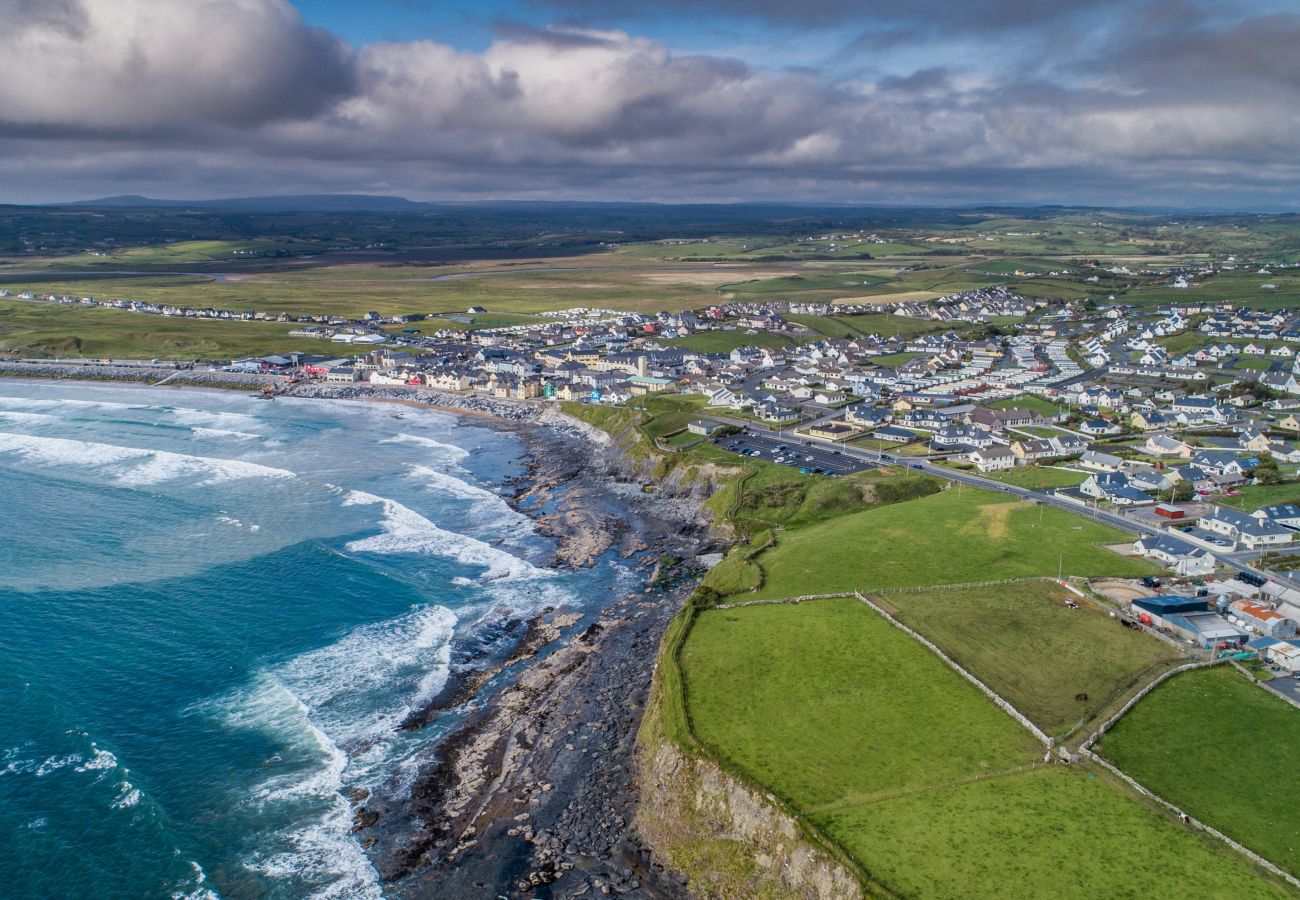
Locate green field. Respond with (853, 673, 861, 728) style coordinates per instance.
(1101, 665, 1300, 878)
(681, 599, 1286, 898)
(0, 298, 303, 360)
(683, 599, 1042, 809)
(988, 394, 1064, 417)
(1215, 481, 1300, 512)
(737, 486, 1157, 600)
(983, 465, 1088, 489)
(821, 765, 1288, 900)
(882, 582, 1184, 735)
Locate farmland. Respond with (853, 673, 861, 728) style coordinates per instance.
(0, 297, 302, 359)
(736, 486, 1158, 601)
(679, 599, 1287, 898)
(1101, 665, 1300, 878)
(881, 581, 1184, 735)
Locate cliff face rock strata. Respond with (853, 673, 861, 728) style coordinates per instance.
(636, 741, 865, 900)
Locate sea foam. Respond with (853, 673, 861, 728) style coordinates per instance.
(342, 490, 545, 581)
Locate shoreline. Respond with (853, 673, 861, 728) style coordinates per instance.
(0, 370, 713, 898)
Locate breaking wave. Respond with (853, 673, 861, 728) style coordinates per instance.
(342, 490, 545, 581)
(0, 432, 296, 487)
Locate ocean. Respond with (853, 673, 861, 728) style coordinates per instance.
(0, 381, 631, 898)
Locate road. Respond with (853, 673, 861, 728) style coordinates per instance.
(700, 411, 1300, 594)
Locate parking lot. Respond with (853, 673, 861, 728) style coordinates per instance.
(717, 429, 875, 476)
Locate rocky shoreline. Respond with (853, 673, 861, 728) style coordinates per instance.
(353, 392, 719, 899)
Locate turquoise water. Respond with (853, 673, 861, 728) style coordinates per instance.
(0, 382, 628, 898)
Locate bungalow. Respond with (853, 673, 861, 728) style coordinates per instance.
(757, 402, 800, 425)
(1080, 472, 1153, 505)
(687, 420, 725, 437)
(1080, 419, 1121, 436)
(873, 425, 918, 443)
(1202, 507, 1293, 550)
(805, 420, 860, 442)
(1144, 434, 1193, 458)
(970, 446, 1016, 472)
(1132, 535, 1217, 576)
(1078, 450, 1126, 472)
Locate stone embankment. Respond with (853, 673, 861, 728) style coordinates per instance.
(0, 360, 275, 389)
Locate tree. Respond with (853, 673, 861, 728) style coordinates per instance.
(1254, 452, 1281, 485)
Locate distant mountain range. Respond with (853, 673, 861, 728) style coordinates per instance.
(64, 194, 429, 213)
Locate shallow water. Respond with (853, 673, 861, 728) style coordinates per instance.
(0, 381, 630, 898)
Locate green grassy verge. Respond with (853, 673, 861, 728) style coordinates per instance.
(1101, 665, 1300, 878)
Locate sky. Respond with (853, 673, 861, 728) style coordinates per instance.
(2, 0, 1298, 208)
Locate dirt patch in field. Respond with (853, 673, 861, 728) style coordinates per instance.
(964, 501, 1019, 540)
(638, 270, 790, 286)
(1090, 578, 1149, 604)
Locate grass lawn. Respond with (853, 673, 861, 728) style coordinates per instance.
(1101, 665, 1300, 878)
(869, 351, 927, 366)
(883, 582, 1185, 735)
(1214, 481, 1300, 512)
(682, 599, 1284, 898)
(0, 298, 303, 360)
(739, 486, 1158, 600)
(989, 394, 1064, 417)
(984, 465, 1088, 489)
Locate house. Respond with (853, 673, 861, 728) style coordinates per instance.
(1080, 419, 1121, 436)
(1189, 450, 1257, 478)
(932, 425, 995, 449)
(873, 425, 918, 443)
(1144, 434, 1193, 458)
(1011, 438, 1057, 462)
(687, 420, 725, 437)
(325, 366, 361, 383)
(970, 446, 1016, 472)
(1237, 428, 1272, 452)
(1131, 535, 1217, 576)
(804, 420, 860, 441)
(1253, 504, 1300, 529)
(1130, 409, 1171, 431)
(1080, 471, 1153, 505)
(1049, 433, 1088, 456)
(1078, 450, 1125, 472)
(1202, 507, 1294, 550)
